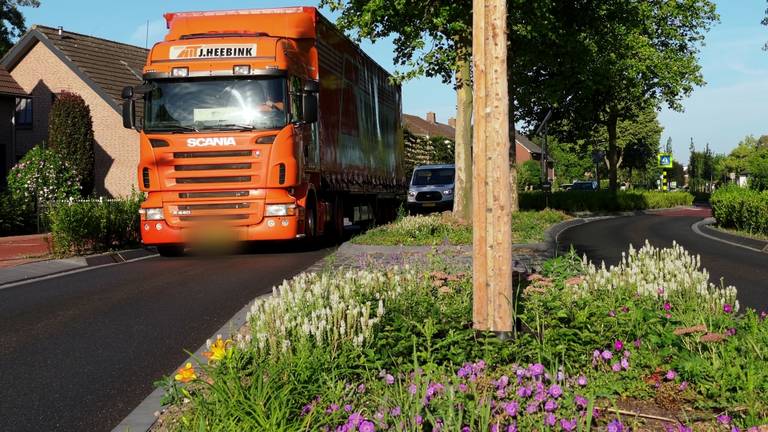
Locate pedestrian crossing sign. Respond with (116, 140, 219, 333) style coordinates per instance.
(658, 153, 673, 168)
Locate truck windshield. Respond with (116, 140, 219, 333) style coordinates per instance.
(144, 77, 287, 132)
(412, 168, 455, 186)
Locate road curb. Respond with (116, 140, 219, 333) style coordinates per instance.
(0, 247, 158, 288)
(110, 250, 333, 432)
(691, 218, 767, 254)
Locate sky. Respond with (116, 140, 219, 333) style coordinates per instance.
(19, 1, 768, 163)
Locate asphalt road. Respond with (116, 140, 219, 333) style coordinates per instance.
(0, 243, 331, 432)
(558, 207, 768, 311)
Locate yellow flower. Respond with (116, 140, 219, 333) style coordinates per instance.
(174, 362, 197, 383)
(203, 336, 232, 362)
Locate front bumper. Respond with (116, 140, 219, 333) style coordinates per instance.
(140, 215, 301, 245)
(407, 200, 454, 212)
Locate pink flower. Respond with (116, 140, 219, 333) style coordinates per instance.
(577, 376, 588, 386)
(663, 302, 672, 311)
(723, 304, 733, 314)
(665, 370, 677, 381)
(614, 340, 624, 351)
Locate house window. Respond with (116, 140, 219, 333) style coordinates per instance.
(15, 97, 32, 128)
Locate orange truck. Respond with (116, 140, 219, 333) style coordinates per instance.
(121, 7, 405, 256)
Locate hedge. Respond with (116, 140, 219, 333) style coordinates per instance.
(710, 186, 768, 236)
(519, 190, 694, 212)
(47, 195, 142, 255)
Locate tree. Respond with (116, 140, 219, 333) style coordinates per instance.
(665, 137, 673, 154)
(509, 1, 717, 192)
(517, 160, 541, 191)
(0, 0, 39, 56)
(320, 0, 477, 221)
(48, 92, 95, 196)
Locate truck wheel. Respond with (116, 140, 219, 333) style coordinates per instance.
(157, 245, 184, 257)
(305, 201, 317, 238)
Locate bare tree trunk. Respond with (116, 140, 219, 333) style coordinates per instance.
(472, 0, 513, 332)
(453, 57, 473, 222)
(607, 113, 619, 192)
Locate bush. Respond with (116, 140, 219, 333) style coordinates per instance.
(519, 190, 693, 212)
(0, 193, 34, 236)
(711, 186, 768, 236)
(48, 92, 95, 195)
(7, 145, 81, 210)
(47, 194, 142, 255)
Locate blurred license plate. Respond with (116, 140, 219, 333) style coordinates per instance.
(422, 203, 436, 207)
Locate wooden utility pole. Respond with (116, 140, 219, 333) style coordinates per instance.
(472, 0, 513, 332)
(453, 56, 473, 222)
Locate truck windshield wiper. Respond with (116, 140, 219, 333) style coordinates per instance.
(207, 124, 258, 131)
(147, 125, 200, 133)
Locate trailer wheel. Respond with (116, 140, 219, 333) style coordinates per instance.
(331, 195, 345, 239)
(157, 245, 184, 257)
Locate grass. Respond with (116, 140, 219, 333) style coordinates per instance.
(712, 225, 768, 242)
(350, 209, 569, 246)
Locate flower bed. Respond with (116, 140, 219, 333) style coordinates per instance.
(153, 243, 768, 431)
(351, 209, 568, 246)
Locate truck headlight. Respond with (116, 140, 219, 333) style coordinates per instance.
(265, 204, 296, 217)
(408, 190, 416, 197)
(141, 208, 164, 220)
(443, 189, 453, 195)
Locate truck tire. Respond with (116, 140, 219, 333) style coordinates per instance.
(157, 245, 184, 257)
(305, 199, 317, 238)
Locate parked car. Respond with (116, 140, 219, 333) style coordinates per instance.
(407, 164, 455, 213)
(568, 181, 599, 191)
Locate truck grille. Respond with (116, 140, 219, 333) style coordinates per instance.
(177, 176, 251, 184)
(179, 191, 250, 199)
(175, 163, 251, 171)
(415, 191, 442, 202)
(173, 150, 252, 159)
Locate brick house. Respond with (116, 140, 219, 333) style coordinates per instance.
(0, 67, 28, 182)
(0, 25, 148, 196)
(514, 132, 555, 181)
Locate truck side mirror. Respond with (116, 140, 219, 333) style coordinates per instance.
(121, 86, 135, 129)
(303, 93, 318, 123)
(122, 99, 135, 129)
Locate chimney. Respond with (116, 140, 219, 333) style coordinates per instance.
(426, 112, 436, 124)
(58, 26, 63, 36)
(448, 117, 456, 128)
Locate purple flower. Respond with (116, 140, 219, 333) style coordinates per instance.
(725, 328, 737, 337)
(577, 376, 588, 386)
(390, 406, 401, 416)
(326, 404, 339, 413)
(461, 427, 471, 432)
(359, 420, 375, 432)
(508, 423, 518, 432)
(496, 388, 506, 398)
(620, 358, 630, 370)
(760, 311, 767, 321)
(504, 401, 519, 417)
(414, 415, 423, 425)
(348, 412, 364, 426)
(608, 310, 616, 317)
(621, 306, 630, 313)
(665, 370, 677, 381)
(497, 375, 509, 389)
(459, 383, 468, 392)
(679, 381, 689, 391)
(545, 413, 557, 426)
(575, 395, 588, 409)
(529, 363, 545, 377)
(623, 350, 631, 358)
(611, 362, 622, 372)
(601, 350, 613, 360)
(384, 374, 395, 385)
(634, 339, 642, 348)
(408, 383, 418, 395)
(607, 419, 625, 432)
(664, 302, 672, 311)
(723, 304, 733, 314)
(526, 401, 539, 414)
(357, 383, 366, 393)
(344, 404, 353, 412)
(717, 414, 731, 425)
(561, 418, 578, 431)
(614, 340, 624, 351)
(549, 384, 563, 398)
(544, 399, 558, 412)
(517, 386, 532, 398)
(658, 287, 665, 295)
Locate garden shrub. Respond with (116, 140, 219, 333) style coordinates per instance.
(0, 193, 34, 236)
(7, 144, 81, 210)
(48, 92, 95, 196)
(160, 241, 768, 431)
(47, 194, 142, 255)
(710, 185, 768, 236)
(519, 190, 693, 212)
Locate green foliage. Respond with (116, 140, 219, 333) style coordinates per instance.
(517, 160, 541, 190)
(403, 130, 454, 176)
(710, 186, 768, 236)
(520, 190, 693, 212)
(47, 194, 142, 255)
(7, 144, 81, 209)
(0, 0, 40, 56)
(510, 1, 718, 191)
(48, 92, 96, 196)
(351, 210, 568, 246)
(0, 192, 34, 235)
